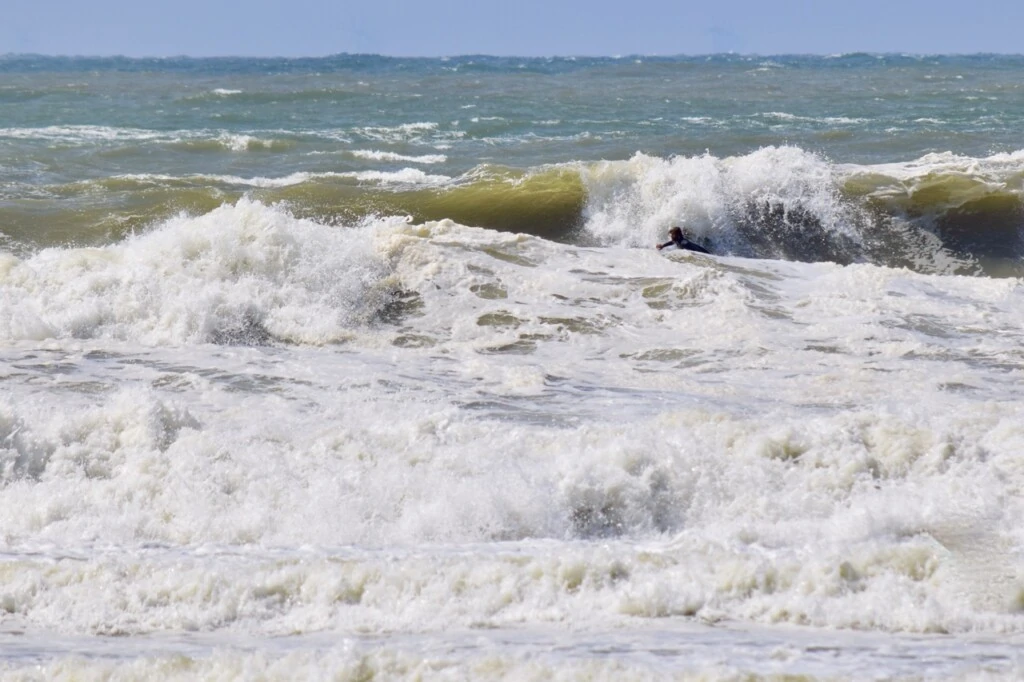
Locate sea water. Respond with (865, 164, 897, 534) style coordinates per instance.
(1, 53, 1023, 680)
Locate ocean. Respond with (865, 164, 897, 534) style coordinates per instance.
(0, 53, 1023, 680)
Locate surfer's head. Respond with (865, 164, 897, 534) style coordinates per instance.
(669, 226, 683, 240)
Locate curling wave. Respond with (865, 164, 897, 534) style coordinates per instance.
(580, 147, 1024, 276)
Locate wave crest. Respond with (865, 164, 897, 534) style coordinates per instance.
(0, 200, 396, 345)
(580, 147, 1024, 276)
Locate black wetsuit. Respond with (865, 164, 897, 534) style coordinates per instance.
(659, 235, 711, 254)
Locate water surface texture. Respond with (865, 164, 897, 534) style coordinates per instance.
(1, 54, 1023, 680)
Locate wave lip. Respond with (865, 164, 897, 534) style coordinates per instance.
(581, 147, 865, 263)
(578, 146, 1024, 276)
(839, 150, 1024, 270)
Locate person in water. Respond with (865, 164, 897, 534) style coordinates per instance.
(656, 226, 711, 254)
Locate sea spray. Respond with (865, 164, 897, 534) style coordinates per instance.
(0, 200, 398, 345)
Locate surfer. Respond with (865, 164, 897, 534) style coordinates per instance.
(656, 226, 711, 254)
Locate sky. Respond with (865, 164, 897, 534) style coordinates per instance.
(2, 0, 1022, 58)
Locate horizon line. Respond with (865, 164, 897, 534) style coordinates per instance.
(3, 50, 1024, 61)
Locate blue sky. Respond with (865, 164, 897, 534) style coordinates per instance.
(3, 0, 1022, 57)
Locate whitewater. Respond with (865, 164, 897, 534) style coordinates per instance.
(1, 54, 1023, 680)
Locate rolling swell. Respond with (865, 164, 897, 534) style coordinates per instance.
(0, 167, 588, 250)
(4, 149, 1022, 276)
(267, 167, 587, 240)
(843, 157, 1024, 275)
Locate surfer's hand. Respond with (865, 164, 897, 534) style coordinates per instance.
(656, 244, 663, 250)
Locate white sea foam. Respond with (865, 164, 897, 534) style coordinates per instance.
(0, 199, 391, 345)
(2, 204, 1024, 676)
(214, 132, 271, 151)
(758, 112, 870, 125)
(98, 170, 451, 188)
(580, 146, 855, 250)
(346, 123, 466, 151)
(0, 125, 166, 143)
(0, 125, 282, 151)
(349, 150, 448, 164)
(3, 622, 1019, 680)
(841, 149, 1024, 182)
(350, 168, 452, 185)
(2, 206, 1024, 626)
(353, 122, 441, 142)
(7, 53, 1024, 681)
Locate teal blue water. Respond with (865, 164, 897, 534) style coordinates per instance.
(4, 54, 1024, 167)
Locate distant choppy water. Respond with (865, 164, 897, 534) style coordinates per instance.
(1, 54, 1023, 680)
